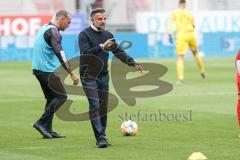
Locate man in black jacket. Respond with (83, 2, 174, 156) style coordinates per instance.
(78, 8, 143, 148)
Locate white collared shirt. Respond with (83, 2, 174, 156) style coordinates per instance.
(90, 23, 100, 32)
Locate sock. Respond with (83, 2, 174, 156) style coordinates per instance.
(194, 53, 205, 74)
(176, 58, 184, 80)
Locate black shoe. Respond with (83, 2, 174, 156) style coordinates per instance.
(33, 122, 52, 139)
(50, 132, 66, 138)
(201, 73, 206, 79)
(96, 138, 108, 148)
(107, 142, 112, 147)
(105, 138, 112, 147)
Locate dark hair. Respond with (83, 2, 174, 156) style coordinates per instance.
(179, 0, 186, 4)
(56, 10, 71, 19)
(90, 8, 105, 18)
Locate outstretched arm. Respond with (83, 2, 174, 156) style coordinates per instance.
(110, 42, 143, 74)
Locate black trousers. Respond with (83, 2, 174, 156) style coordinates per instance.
(80, 73, 109, 140)
(33, 70, 67, 131)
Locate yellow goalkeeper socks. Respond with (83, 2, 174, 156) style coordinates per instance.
(194, 53, 205, 74)
(176, 58, 184, 80)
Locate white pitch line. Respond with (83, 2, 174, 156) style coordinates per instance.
(0, 92, 236, 103)
(14, 145, 84, 150)
(0, 97, 86, 103)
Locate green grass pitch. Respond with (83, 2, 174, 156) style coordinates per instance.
(0, 57, 239, 160)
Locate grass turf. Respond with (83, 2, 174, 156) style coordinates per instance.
(0, 57, 239, 160)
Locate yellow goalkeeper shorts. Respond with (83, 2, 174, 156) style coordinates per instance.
(175, 31, 198, 55)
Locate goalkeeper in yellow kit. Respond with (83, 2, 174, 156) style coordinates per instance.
(168, 0, 206, 84)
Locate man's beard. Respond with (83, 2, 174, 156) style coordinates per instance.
(97, 25, 105, 31)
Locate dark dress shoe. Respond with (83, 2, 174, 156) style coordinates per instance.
(33, 122, 52, 139)
(107, 142, 112, 147)
(96, 138, 108, 148)
(105, 139, 112, 147)
(51, 132, 66, 138)
(43, 132, 66, 139)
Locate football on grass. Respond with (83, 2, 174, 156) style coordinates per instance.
(121, 120, 138, 136)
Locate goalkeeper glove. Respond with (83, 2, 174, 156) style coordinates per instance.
(168, 34, 173, 44)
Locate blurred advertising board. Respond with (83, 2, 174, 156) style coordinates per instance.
(0, 13, 87, 61)
(136, 11, 240, 33)
(136, 11, 240, 57)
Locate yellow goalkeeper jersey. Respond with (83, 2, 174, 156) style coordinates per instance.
(168, 8, 195, 35)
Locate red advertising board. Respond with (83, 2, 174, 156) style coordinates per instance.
(0, 16, 52, 36)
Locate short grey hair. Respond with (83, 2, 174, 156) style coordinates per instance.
(55, 10, 71, 19)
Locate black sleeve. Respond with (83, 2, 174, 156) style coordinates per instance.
(78, 32, 102, 55)
(44, 28, 72, 73)
(110, 42, 136, 67)
(104, 32, 135, 66)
